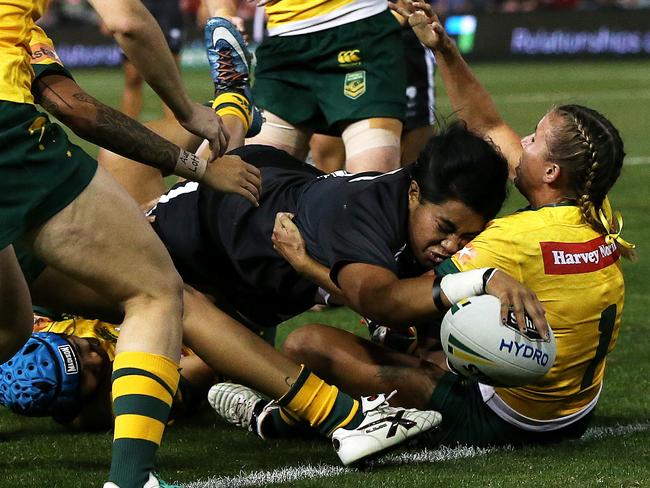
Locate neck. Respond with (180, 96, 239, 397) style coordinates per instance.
(527, 187, 572, 209)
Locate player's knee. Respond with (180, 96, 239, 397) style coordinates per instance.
(281, 324, 327, 362)
(248, 112, 311, 161)
(342, 118, 402, 173)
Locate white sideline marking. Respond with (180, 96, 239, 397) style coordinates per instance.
(183, 422, 650, 488)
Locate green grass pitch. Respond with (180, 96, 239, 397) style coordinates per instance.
(0, 60, 649, 487)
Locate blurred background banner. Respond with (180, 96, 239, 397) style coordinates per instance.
(446, 11, 650, 59)
(40, 1, 650, 68)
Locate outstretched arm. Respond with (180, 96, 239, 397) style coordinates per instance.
(390, 1, 523, 178)
(337, 264, 548, 339)
(34, 74, 261, 206)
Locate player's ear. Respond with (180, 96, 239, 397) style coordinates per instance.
(543, 162, 561, 184)
(408, 180, 421, 203)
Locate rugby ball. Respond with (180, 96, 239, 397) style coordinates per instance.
(440, 295, 556, 386)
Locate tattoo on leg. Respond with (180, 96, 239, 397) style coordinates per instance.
(284, 376, 295, 388)
(375, 365, 408, 385)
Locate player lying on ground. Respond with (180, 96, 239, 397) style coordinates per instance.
(209, 1, 635, 449)
(0, 316, 215, 431)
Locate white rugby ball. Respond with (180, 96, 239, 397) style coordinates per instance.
(440, 295, 556, 387)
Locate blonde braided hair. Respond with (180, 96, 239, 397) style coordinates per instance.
(547, 105, 635, 259)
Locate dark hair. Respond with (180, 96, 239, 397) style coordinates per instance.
(410, 120, 509, 221)
(546, 105, 633, 258)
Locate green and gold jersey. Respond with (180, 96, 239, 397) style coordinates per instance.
(33, 316, 194, 362)
(442, 204, 625, 422)
(0, 0, 51, 104)
(263, 0, 386, 36)
(34, 316, 120, 361)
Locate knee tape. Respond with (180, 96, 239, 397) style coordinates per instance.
(342, 119, 401, 159)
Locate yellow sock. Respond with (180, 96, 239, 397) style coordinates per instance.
(277, 366, 363, 437)
(212, 92, 251, 133)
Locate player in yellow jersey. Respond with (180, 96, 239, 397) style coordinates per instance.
(0, 316, 215, 431)
(206, 0, 407, 173)
(0, 1, 262, 487)
(223, 1, 635, 448)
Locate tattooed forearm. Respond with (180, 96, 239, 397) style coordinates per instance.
(69, 92, 179, 173)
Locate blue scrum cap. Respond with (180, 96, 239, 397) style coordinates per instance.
(0, 332, 82, 417)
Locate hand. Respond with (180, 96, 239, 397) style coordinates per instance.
(389, 1, 452, 52)
(201, 155, 261, 206)
(178, 102, 229, 162)
(272, 212, 309, 271)
(485, 270, 549, 340)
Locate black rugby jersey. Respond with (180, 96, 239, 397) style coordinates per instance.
(150, 145, 414, 327)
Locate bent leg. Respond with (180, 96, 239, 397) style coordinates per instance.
(27, 165, 183, 356)
(26, 165, 183, 488)
(247, 111, 312, 161)
(0, 245, 33, 363)
(282, 323, 444, 410)
(182, 287, 366, 437)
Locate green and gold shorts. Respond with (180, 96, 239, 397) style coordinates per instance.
(0, 101, 97, 249)
(252, 10, 406, 135)
(425, 373, 593, 448)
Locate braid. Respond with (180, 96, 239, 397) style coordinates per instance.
(568, 112, 605, 232)
(549, 104, 635, 259)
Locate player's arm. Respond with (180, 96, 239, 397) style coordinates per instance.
(88, 0, 228, 161)
(390, 2, 522, 178)
(337, 263, 548, 338)
(271, 212, 348, 306)
(35, 74, 178, 173)
(33, 74, 260, 205)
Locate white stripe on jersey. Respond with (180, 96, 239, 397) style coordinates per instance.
(347, 167, 403, 183)
(146, 181, 199, 216)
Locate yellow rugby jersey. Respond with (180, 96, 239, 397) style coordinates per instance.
(34, 316, 120, 361)
(0, 0, 50, 104)
(447, 204, 624, 422)
(263, 0, 386, 36)
(33, 316, 193, 362)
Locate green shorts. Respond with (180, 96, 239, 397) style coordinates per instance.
(0, 101, 97, 249)
(252, 10, 406, 135)
(425, 373, 593, 447)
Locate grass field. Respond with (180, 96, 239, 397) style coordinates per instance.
(1, 60, 649, 487)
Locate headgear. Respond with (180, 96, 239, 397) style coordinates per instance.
(0, 332, 82, 417)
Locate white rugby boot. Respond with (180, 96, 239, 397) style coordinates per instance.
(331, 391, 442, 466)
(208, 382, 277, 439)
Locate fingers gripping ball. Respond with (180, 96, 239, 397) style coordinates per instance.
(0, 332, 82, 418)
(441, 295, 556, 386)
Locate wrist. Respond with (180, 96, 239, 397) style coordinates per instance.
(433, 268, 496, 310)
(175, 149, 207, 180)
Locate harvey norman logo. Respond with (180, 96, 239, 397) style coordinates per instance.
(57, 344, 79, 375)
(540, 235, 619, 275)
